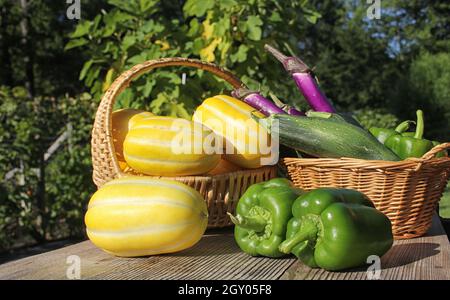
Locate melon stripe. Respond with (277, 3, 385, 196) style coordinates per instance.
(214, 95, 255, 117)
(88, 197, 201, 211)
(86, 220, 197, 236)
(103, 178, 201, 201)
(125, 136, 206, 148)
(124, 153, 217, 165)
(129, 124, 210, 136)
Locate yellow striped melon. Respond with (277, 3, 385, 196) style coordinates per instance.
(123, 116, 220, 176)
(192, 95, 273, 169)
(111, 108, 154, 167)
(85, 176, 208, 257)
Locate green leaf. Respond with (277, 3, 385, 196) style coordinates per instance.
(64, 38, 89, 50)
(140, 80, 156, 97)
(183, 0, 215, 17)
(79, 60, 93, 80)
(101, 24, 116, 38)
(192, 38, 204, 54)
(213, 17, 230, 36)
(85, 66, 101, 88)
(70, 20, 92, 38)
(305, 12, 321, 24)
(141, 20, 155, 33)
(103, 9, 135, 26)
(230, 44, 248, 63)
(107, 0, 139, 15)
(269, 11, 282, 22)
(116, 89, 135, 108)
(187, 19, 200, 37)
(158, 71, 182, 85)
(175, 103, 191, 119)
(139, 0, 158, 13)
(92, 15, 102, 31)
(150, 92, 169, 114)
(128, 53, 147, 65)
(219, 0, 238, 10)
(121, 35, 137, 51)
(246, 15, 263, 41)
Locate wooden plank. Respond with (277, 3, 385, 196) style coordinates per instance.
(0, 232, 295, 280)
(280, 214, 450, 280)
(0, 215, 448, 280)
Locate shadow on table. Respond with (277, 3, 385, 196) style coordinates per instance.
(380, 242, 440, 269)
(164, 235, 242, 257)
(333, 242, 440, 273)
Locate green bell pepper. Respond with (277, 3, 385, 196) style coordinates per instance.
(229, 178, 302, 258)
(369, 120, 413, 144)
(279, 188, 393, 271)
(384, 110, 442, 159)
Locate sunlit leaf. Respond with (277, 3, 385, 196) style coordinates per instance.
(64, 38, 89, 50)
(246, 15, 263, 41)
(200, 38, 222, 62)
(202, 15, 215, 40)
(183, 0, 215, 17)
(70, 20, 92, 38)
(79, 60, 93, 80)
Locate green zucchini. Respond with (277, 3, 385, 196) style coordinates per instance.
(257, 114, 400, 161)
(306, 111, 364, 128)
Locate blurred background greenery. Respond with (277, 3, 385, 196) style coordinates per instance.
(0, 0, 449, 252)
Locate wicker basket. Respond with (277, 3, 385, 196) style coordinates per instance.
(91, 58, 277, 228)
(284, 143, 450, 239)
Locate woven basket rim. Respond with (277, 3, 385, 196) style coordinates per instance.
(283, 142, 450, 171)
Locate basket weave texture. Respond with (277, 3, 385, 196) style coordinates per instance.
(284, 143, 450, 239)
(91, 58, 277, 228)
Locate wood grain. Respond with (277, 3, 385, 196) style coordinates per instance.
(0, 215, 448, 280)
(0, 232, 295, 280)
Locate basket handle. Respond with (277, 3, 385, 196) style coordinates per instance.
(91, 57, 244, 187)
(420, 142, 450, 160)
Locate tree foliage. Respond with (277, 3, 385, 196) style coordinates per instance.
(0, 86, 96, 250)
(66, 0, 322, 116)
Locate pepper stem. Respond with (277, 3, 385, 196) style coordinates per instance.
(227, 212, 267, 232)
(414, 110, 424, 139)
(278, 221, 318, 254)
(395, 120, 415, 133)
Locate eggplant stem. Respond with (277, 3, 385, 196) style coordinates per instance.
(264, 44, 310, 74)
(269, 92, 286, 108)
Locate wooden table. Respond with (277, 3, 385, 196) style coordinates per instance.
(1, 215, 449, 280)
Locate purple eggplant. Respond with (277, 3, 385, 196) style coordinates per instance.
(231, 87, 286, 116)
(264, 44, 336, 113)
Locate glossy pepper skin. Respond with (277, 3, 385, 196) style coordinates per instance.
(229, 178, 302, 258)
(279, 188, 393, 271)
(369, 120, 413, 144)
(385, 110, 441, 159)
